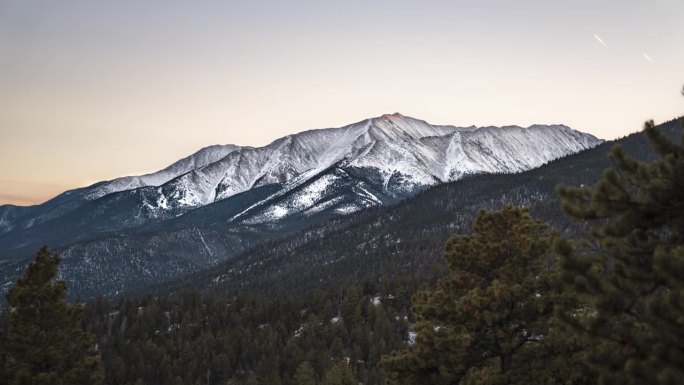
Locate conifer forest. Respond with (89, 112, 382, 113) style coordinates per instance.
(1, 114, 683, 384)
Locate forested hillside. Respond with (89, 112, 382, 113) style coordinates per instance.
(82, 276, 433, 385)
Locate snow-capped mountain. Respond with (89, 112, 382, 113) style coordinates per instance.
(0, 112, 606, 298)
(131, 113, 600, 222)
(0, 113, 601, 258)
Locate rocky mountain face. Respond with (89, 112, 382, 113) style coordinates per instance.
(0, 113, 603, 297)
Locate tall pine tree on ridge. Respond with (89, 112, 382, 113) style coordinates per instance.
(0, 247, 104, 385)
(556, 101, 684, 384)
(381, 206, 578, 385)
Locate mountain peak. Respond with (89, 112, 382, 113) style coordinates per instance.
(364, 113, 454, 141)
(379, 112, 406, 120)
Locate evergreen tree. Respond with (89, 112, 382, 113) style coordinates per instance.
(381, 206, 565, 384)
(556, 114, 684, 384)
(1, 247, 104, 385)
(292, 361, 316, 385)
(321, 360, 356, 385)
(61, 272, 423, 384)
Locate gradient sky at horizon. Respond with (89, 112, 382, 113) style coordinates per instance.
(1, 0, 683, 206)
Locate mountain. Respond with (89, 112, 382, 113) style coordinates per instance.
(0, 144, 241, 236)
(168, 118, 682, 298)
(0, 113, 602, 297)
(143, 114, 598, 215)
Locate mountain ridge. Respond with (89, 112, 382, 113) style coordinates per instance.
(0, 113, 603, 297)
(0, 114, 600, 238)
(1, 114, 596, 207)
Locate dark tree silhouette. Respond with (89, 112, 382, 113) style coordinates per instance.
(1, 247, 103, 385)
(557, 108, 684, 384)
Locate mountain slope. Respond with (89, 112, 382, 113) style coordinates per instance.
(0, 114, 603, 298)
(135, 114, 599, 216)
(165, 118, 682, 297)
(0, 114, 600, 257)
(0, 144, 241, 236)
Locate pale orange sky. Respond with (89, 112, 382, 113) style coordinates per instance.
(1, 0, 683, 206)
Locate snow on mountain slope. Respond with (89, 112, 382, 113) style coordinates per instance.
(0, 113, 601, 241)
(235, 167, 397, 225)
(0, 145, 242, 236)
(140, 113, 601, 219)
(83, 144, 242, 200)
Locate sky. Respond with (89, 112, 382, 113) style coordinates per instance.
(1, 0, 683, 206)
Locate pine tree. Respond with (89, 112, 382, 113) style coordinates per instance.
(1, 247, 104, 385)
(321, 360, 356, 385)
(381, 205, 567, 384)
(556, 115, 684, 384)
(292, 361, 316, 385)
